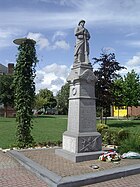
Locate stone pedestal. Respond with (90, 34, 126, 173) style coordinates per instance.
(55, 63, 103, 162)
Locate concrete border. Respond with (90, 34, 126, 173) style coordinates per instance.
(8, 150, 140, 187)
(8, 150, 62, 187)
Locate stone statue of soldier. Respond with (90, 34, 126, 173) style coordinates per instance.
(55, 20, 102, 162)
(74, 20, 90, 64)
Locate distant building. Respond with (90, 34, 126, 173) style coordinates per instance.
(0, 63, 7, 74)
(0, 63, 14, 75)
(0, 63, 15, 117)
(7, 63, 14, 74)
(111, 106, 140, 118)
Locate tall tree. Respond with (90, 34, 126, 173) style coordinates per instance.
(35, 88, 57, 112)
(113, 77, 125, 118)
(56, 83, 70, 115)
(123, 70, 140, 116)
(113, 77, 125, 107)
(93, 52, 125, 123)
(0, 74, 14, 117)
(13, 39, 38, 148)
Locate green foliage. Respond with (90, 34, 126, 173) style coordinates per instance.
(56, 83, 70, 114)
(93, 51, 125, 118)
(123, 70, 140, 108)
(35, 88, 57, 111)
(113, 70, 140, 118)
(117, 128, 129, 140)
(113, 77, 125, 107)
(13, 39, 38, 148)
(118, 133, 140, 154)
(102, 129, 118, 145)
(0, 74, 14, 117)
(101, 128, 129, 145)
(97, 123, 108, 133)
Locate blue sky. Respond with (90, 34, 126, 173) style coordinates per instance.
(0, 0, 140, 95)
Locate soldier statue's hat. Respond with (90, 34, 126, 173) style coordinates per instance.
(78, 20, 85, 25)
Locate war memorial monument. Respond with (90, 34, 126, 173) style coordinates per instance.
(56, 20, 103, 162)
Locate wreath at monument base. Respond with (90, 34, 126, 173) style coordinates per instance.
(99, 150, 121, 162)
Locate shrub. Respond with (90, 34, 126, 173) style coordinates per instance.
(117, 129, 129, 141)
(97, 123, 108, 133)
(101, 128, 129, 146)
(102, 129, 118, 145)
(118, 133, 140, 154)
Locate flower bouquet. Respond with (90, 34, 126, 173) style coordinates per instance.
(99, 150, 121, 162)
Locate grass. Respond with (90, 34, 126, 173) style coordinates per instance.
(106, 119, 140, 134)
(0, 116, 140, 149)
(0, 117, 16, 148)
(0, 115, 67, 149)
(33, 115, 67, 143)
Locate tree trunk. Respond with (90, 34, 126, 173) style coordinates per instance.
(4, 105, 8, 118)
(127, 106, 129, 119)
(105, 116, 107, 124)
(100, 107, 103, 124)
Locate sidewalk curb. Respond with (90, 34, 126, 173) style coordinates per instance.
(7, 150, 62, 187)
(8, 150, 140, 187)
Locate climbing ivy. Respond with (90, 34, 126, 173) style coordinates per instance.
(13, 39, 38, 148)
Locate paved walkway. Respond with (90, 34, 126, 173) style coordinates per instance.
(0, 149, 140, 187)
(84, 174, 140, 186)
(0, 150, 48, 187)
(20, 148, 140, 177)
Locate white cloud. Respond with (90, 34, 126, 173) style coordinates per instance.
(0, 29, 13, 39)
(127, 55, 140, 66)
(52, 40, 70, 50)
(26, 32, 70, 51)
(26, 32, 50, 50)
(52, 31, 67, 42)
(119, 54, 140, 75)
(102, 47, 115, 53)
(51, 77, 64, 86)
(44, 63, 69, 77)
(123, 40, 140, 47)
(125, 32, 137, 37)
(0, 28, 23, 48)
(0, 28, 22, 38)
(35, 63, 70, 95)
(1, 0, 140, 30)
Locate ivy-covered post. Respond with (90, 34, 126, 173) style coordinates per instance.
(13, 38, 38, 148)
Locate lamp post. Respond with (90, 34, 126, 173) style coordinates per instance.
(13, 38, 36, 45)
(13, 37, 37, 148)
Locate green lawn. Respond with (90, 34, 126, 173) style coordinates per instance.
(0, 116, 140, 148)
(33, 115, 67, 143)
(0, 115, 67, 148)
(106, 119, 140, 134)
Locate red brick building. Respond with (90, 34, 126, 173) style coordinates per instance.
(111, 105, 140, 117)
(128, 106, 140, 116)
(0, 63, 15, 117)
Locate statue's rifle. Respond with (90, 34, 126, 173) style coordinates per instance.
(84, 29, 90, 64)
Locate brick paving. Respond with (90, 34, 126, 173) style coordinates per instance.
(0, 148, 140, 187)
(84, 174, 140, 186)
(0, 150, 48, 187)
(21, 148, 140, 177)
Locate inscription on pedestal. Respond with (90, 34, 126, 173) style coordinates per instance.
(67, 100, 79, 132)
(80, 107, 95, 131)
(63, 135, 76, 153)
(79, 99, 96, 132)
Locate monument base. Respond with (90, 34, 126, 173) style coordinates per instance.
(55, 131, 103, 162)
(55, 148, 104, 162)
(63, 131, 102, 153)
